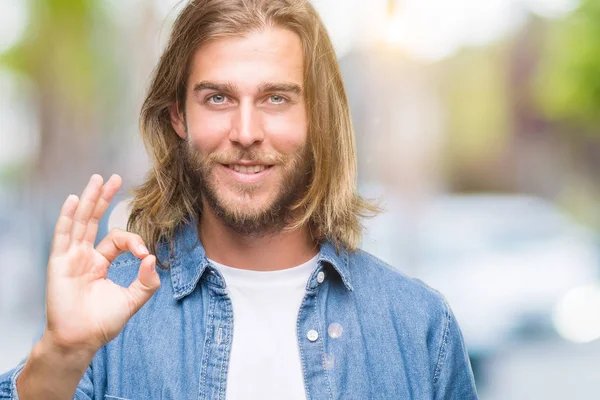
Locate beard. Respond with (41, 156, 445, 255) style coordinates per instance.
(180, 137, 311, 237)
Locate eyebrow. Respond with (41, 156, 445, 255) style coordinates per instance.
(258, 82, 302, 95)
(193, 81, 303, 95)
(193, 81, 238, 94)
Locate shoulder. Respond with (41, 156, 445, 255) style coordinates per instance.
(347, 249, 450, 319)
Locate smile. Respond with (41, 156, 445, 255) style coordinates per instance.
(227, 164, 271, 174)
(221, 163, 274, 184)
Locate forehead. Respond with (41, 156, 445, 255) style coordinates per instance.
(188, 27, 304, 89)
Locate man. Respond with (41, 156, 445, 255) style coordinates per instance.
(0, 0, 478, 398)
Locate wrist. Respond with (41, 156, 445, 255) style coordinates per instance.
(36, 332, 97, 366)
(16, 334, 96, 400)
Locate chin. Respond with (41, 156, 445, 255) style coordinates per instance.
(230, 200, 275, 218)
(217, 191, 274, 213)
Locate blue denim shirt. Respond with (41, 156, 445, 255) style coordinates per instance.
(1, 220, 478, 399)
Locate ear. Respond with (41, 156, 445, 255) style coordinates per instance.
(169, 102, 187, 139)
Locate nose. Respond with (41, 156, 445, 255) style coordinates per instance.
(229, 99, 264, 148)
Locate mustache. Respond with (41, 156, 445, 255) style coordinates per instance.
(205, 149, 286, 165)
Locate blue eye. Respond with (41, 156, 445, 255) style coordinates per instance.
(270, 95, 285, 104)
(209, 94, 226, 104)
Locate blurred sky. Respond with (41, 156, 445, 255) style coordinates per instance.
(0, 0, 580, 63)
(314, 0, 579, 60)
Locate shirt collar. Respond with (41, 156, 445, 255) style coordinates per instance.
(314, 239, 354, 292)
(162, 218, 354, 301)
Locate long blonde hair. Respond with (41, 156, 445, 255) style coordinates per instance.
(128, 0, 378, 264)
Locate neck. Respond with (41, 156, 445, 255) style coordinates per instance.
(197, 201, 319, 271)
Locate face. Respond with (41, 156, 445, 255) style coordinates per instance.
(170, 27, 310, 236)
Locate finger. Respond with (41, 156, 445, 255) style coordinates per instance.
(50, 195, 80, 256)
(83, 174, 123, 245)
(71, 175, 104, 243)
(95, 229, 149, 263)
(126, 255, 160, 315)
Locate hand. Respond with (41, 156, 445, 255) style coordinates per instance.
(42, 174, 161, 355)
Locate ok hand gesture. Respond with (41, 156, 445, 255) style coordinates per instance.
(43, 174, 161, 355)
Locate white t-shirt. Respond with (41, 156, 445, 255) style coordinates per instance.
(208, 255, 318, 400)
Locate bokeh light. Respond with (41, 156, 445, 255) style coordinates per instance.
(0, 0, 28, 54)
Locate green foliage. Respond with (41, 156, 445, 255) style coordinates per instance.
(534, 0, 600, 132)
(0, 0, 116, 112)
(441, 44, 512, 163)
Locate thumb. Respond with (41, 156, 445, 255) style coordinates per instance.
(126, 255, 161, 315)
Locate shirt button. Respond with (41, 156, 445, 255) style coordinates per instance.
(317, 271, 325, 284)
(307, 329, 319, 342)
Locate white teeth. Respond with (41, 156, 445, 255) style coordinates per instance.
(229, 164, 267, 174)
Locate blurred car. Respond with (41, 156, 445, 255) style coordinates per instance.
(360, 189, 600, 359)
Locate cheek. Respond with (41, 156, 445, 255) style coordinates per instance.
(187, 109, 232, 152)
(263, 109, 308, 152)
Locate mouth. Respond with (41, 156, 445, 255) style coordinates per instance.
(226, 164, 273, 174)
(220, 163, 275, 184)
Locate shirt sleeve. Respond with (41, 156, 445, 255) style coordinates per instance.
(0, 362, 26, 400)
(0, 360, 94, 400)
(433, 300, 479, 400)
(0, 321, 94, 400)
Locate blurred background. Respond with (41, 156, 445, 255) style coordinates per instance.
(1, 0, 600, 398)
